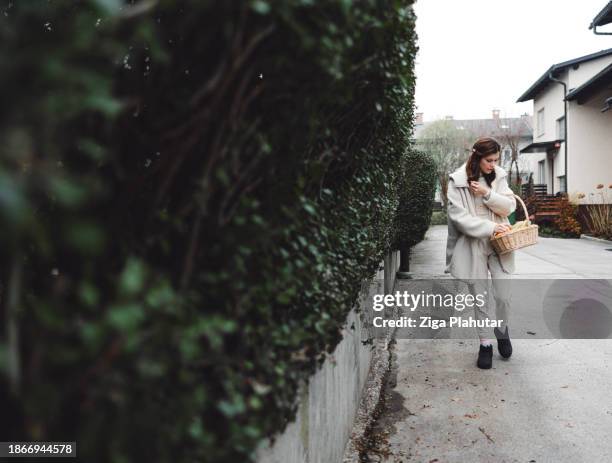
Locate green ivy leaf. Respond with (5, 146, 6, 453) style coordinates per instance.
(251, 1, 270, 15)
(107, 303, 145, 332)
(119, 258, 146, 297)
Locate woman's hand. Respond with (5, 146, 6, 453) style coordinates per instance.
(469, 180, 490, 197)
(492, 223, 512, 236)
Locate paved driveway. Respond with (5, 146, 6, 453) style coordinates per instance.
(410, 225, 612, 279)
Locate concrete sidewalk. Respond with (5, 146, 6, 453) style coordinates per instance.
(364, 225, 612, 462)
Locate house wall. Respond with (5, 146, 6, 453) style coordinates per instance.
(567, 54, 612, 90)
(530, 80, 564, 194)
(533, 73, 565, 142)
(567, 85, 612, 205)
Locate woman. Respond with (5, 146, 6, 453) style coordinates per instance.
(445, 137, 516, 369)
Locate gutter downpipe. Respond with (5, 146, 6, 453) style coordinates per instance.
(548, 71, 568, 194)
(593, 25, 612, 35)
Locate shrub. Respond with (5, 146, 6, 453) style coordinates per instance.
(538, 224, 579, 239)
(392, 150, 437, 250)
(553, 196, 581, 237)
(430, 210, 448, 226)
(576, 185, 612, 240)
(509, 182, 522, 198)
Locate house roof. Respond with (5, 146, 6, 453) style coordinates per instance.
(413, 117, 532, 140)
(565, 62, 612, 104)
(520, 140, 564, 154)
(590, 1, 612, 28)
(516, 48, 612, 102)
(451, 118, 532, 138)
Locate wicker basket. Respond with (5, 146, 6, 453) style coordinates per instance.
(490, 194, 539, 255)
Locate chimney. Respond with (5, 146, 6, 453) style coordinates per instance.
(492, 109, 500, 120)
(415, 112, 424, 125)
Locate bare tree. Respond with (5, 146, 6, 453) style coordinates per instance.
(415, 119, 472, 207)
(494, 117, 529, 186)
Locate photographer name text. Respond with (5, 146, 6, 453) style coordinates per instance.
(372, 316, 504, 329)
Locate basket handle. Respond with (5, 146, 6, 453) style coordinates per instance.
(513, 194, 530, 225)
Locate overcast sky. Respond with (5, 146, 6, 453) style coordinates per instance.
(414, 0, 612, 122)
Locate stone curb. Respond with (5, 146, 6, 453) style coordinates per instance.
(580, 234, 612, 245)
(342, 281, 399, 463)
(341, 336, 394, 463)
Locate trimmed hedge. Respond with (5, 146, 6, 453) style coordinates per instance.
(0, 1, 417, 462)
(393, 150, 437, 250)
(430, 210, 448, 226)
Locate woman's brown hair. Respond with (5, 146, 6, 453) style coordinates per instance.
(466, 137, 501, 187)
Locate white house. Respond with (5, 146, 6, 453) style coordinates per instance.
(516, 48, 612, 203)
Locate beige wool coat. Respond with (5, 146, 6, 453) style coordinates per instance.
(445, 162, 517, 280)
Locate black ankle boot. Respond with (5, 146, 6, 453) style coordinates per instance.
(477, 344, 493, 369)
(494, 326, 513, 359)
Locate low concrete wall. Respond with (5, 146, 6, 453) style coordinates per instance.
(254, 250, 399, 463)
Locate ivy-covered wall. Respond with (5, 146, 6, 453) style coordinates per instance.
(0, 1, 419, 462)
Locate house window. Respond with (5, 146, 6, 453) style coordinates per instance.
(537, 108, 545, 137)
(556, 116, 565, 140)
(558, 175, 566, 193)
(538, 160, 545, 184)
